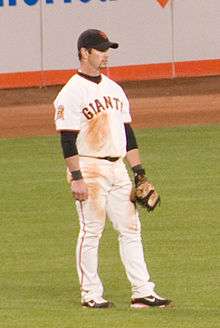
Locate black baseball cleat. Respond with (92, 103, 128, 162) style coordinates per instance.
(81, 299, 113, 309)
(131, 292, 172, 309)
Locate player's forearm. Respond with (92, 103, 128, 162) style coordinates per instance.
(126, 149, 146, 186)
(124, 123, 142, 169)
(65, 155, 88, 201)
(65, 155, 81, 173)
(124, 124, 142, 169)
(126, 148, 142, 168)
(60, 130, 82, 176)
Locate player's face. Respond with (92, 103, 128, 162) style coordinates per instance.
(88, 48, 109, 70)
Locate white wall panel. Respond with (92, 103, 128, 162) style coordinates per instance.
(0, 3, 41, 73)
(174, 0, 220, 61)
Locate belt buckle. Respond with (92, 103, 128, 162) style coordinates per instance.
(98, 156, 119, 162)
(107, 156, 119, 162)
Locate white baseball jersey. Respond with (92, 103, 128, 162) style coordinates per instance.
(54, 73, 132, 158)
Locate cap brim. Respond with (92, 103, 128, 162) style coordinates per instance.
(109, 42, 119, 49)
(93, 41, 119, 51)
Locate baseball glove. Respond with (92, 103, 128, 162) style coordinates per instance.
(131, 174, 161, 212)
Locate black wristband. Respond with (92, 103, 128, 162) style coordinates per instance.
(132, 164, 145, 176)
(71, 170, 83, 181)
(132, 165, 146, 186)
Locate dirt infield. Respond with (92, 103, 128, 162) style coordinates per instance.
(0, 76, 219, 138)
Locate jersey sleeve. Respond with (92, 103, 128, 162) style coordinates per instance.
(121, 89, 132, 123)
(54, 85, 81, 131)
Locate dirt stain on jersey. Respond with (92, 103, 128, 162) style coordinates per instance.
(86, 111, 110, 151)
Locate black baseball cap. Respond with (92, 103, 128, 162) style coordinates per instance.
(77, 29, 119, 51)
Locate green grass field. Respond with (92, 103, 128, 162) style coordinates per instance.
(0, 125, 219, 328)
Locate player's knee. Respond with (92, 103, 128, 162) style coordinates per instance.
(79, 222, 105, 239)
(119, 231, 142, 244)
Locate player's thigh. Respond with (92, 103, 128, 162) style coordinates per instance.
(75, 186, 107, 237)
(106, 183, 141, 234)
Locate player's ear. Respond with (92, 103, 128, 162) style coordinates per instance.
(80, 47, 90, 60)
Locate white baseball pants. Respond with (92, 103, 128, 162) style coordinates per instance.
(75, 157, 155, 302)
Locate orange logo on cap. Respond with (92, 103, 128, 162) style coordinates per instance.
(99, 31, 108, 39)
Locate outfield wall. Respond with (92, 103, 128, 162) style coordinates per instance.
(0, 0, 220, 88)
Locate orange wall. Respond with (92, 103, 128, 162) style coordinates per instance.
(1, 59, 220, 89)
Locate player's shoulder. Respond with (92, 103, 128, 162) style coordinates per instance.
(101, 74, 119, 86)
(63, 72, 83, 89)
(101, 74, 124, 91)
(55, 73, 83, 100)
(101, 74, 128, 101)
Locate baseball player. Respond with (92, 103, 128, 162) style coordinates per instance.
(54, 29, 172, 309)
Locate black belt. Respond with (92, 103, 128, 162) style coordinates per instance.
(98, 156, 120, 162)
(80, 155, 120, 162)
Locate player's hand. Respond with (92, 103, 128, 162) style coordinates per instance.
(70, 179, 88, 202)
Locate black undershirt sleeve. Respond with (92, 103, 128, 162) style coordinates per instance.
(124, 123, 138, 152)
(60, 130, 79, 158)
